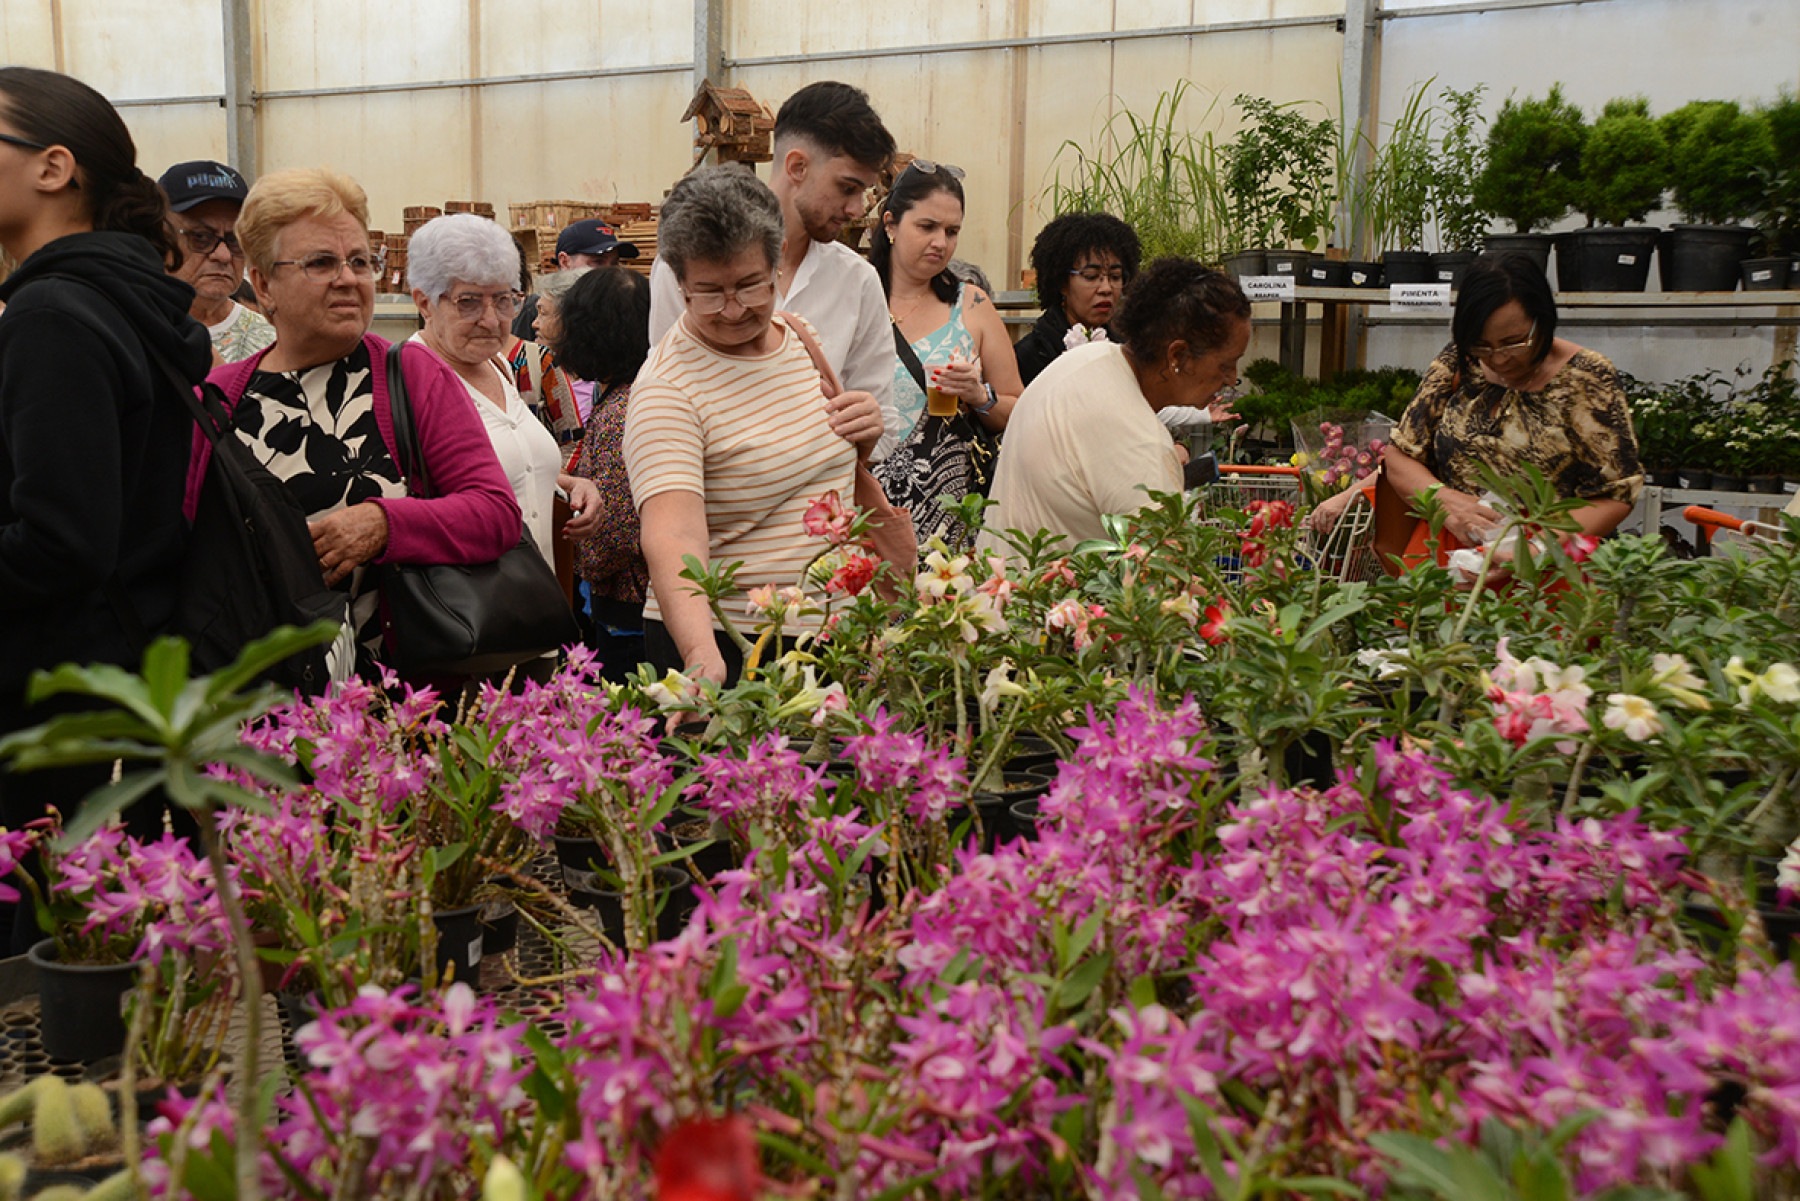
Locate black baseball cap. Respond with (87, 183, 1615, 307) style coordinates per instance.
(555, 219, 639, 261)
(158, 160, 250, 212)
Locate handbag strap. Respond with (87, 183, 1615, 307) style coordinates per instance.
(779, 311, 842, 399)
(890, 320, 929, 396)
(384, 342, 434, 498)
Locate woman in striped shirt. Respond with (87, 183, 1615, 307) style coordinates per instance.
(624, 165, 884, 686)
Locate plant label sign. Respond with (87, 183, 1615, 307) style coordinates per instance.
(1389, 283, 1452, 311)
(1240, 275, 1297, 303)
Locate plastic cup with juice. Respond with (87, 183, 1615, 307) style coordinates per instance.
(926, 352, 972, 418)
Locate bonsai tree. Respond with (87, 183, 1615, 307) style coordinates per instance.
(1429, 84, 1491, 253)
(1472, 84, 1585, 233)
(1575, 98, 1668, 228)
(1659, 100, 1776, 226)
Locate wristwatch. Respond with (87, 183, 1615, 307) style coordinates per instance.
(973, 384, 1000, 415)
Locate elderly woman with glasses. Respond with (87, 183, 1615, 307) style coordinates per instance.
(624, 164, 885, 686)
(1313, 252, 1641, 549)
(408, 214, 602, 558)
(199, 168, 520, 676)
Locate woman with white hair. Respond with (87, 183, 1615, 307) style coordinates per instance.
(409, 213, 601, 556)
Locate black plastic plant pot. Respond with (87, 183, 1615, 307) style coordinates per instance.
(553, 833, 605, 893)
(29, 940, 137, 1063)
(1555, 227, 1658, 292)
(1222, 249, 1268, 279)
(1305, 258, 1349, 287)
(1742, 256, 1792, 291)
(1380, 251, 1434, 285)
(573, 867, 694, 947)
(1711, 472, 1749, 493)
(1265, 250, 1313, 277)
(1007, 798, 1043, 841)
(1344, 261, 1384, 290)
(1748, 475, 1788, 495)
(1481, 232, 1554, 273)
(1680, 467, 1713, 491)
(1646, 466, 1683, 488)
(432, 904, 484, 982)
(478, 896, 519, 956)
(1429, 251, 1476, 286)
(1659, 225, 1753, 292)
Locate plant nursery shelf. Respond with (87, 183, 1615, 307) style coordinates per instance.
(1266, 288, 1800, 379)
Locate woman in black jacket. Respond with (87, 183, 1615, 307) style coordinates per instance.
(1012, 212, 1142, 388)
(0, 67, 211, 840)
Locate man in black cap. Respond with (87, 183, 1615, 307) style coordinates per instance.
(156, 159, 274, 363)
(555, 219, 639, 270)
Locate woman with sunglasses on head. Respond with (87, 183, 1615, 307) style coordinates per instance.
(195, 169, 520, 677)
(1314, 252, 1640, 549)
(0, 67, 212, 840)
(870, 159, 1022, 548)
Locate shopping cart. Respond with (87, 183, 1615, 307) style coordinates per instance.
(1196, 464, 1380, 584)
(1682, 505, 1791, 558)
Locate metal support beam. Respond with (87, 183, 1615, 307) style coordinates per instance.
(255, 62, 690, 102)
(220, 0, 255, 177)
(723, 14, 1338, 70)
(1339, 0, 1379, 371)
(694, 0, 724, 95)
(1380, 0, 1628, 20)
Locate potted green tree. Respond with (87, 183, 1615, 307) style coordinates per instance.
(1658, 100, 1775, 291)
(1556, 97, 1665, 292)
(1428, 84, 1490, 286)
(1264, 100, 1337, 279)
(1472, 84, 1585, 271)
(1745, 92, 1800, 290)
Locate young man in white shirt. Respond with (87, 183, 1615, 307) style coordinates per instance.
(651, 81, 903, 460)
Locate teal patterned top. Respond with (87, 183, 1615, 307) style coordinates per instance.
(892, 283, 978, 432)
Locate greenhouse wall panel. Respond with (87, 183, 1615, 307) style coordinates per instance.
(258, 0, 471, 94)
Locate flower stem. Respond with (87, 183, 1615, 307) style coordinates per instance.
(199, 809, 264, 1201)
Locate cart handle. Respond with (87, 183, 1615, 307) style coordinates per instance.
(1218, 464, 1301, 478)
(1683, 505, 1745, 532)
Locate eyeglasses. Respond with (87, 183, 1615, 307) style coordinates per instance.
(1469, 321, 1538, 361)
(903, 158, 966, 182)
(1069, 265, 1126, 285)
(270, 249, 385, 283)
(0, 132, 48, 153)
(446, 290, 523, 321)
(175, 226, 244, 259)
(682, 279, 776, 315)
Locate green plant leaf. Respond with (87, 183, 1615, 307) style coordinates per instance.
(1057, 951, 1112, 1008)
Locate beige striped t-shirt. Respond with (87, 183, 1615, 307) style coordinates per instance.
(624, 312, 856, 631)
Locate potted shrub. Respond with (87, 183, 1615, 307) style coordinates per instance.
(1427, 83, 1490, 285)
(1264, 99, 1337, 278)
(1472, 84, 1584, 271)
(1556, 97, 1665, 292)
(1745, 93, 1800, 289)
(1659, 100, 1774, 291)
(1220, 94, 1287, 277)
(1624, 372, 1688, 487)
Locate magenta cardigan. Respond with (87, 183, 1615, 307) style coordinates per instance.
(184, 333, 521, 565)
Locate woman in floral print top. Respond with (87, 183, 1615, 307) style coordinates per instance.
(1386, 252, 1642, 547)
(543, 267, 653, 679)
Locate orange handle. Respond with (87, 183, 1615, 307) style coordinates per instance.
(1683, 505, 1745, 532)
(1218, 464, 1302, 478)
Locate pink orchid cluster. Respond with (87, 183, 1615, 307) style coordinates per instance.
(1484, 636, 1593, 750)
(243, 673, 445, 814)
(49, 821, 231, 966)
(839, 708, 968, 824)
(1312, 420, 1384, 491)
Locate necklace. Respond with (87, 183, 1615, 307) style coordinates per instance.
(890, 289, 934, 328)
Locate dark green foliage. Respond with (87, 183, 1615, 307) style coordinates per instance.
(1660, 100, 1776, 225)
(1223, 94, 1338, 252)
(1431, 85, 1491, 252)
(1473, 85, 1586, 234)
(1231, 359, 1422, 451)
(1576, 98, 1668, 227)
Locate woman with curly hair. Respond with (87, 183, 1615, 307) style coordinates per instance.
(979, 258, 1247, 550)
(1012, 211, 1142, 387)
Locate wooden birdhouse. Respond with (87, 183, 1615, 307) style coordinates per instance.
(682, 81, 776, 166)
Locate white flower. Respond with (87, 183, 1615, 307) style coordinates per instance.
(915, 546, 973, 601)
(1063, 323, 1110, 351)
(979, 661, 1027, 709)
(1778, 837, 1800, 897)
(1602, 693, 1663, 742)
(645, 668, 701, 710)
(1650, 652, 1711, 710)
(1761, 663, 1800, 705)
(1356, 647, 1408, 680)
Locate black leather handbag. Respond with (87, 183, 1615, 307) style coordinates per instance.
(377, 343, 578, 677)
